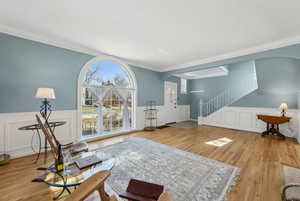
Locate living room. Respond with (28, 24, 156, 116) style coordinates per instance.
(0, 1, 300, 201)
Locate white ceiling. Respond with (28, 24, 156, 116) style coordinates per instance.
(1, 0, 300, 71)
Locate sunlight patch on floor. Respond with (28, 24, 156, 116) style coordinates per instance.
(205, 137, 233, 147)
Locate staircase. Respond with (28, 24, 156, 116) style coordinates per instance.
(200, 78, 258, 117)
(200, 89, 233, 117)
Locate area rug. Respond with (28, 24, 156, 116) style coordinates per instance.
(168, 120, 198, 129)
(99, 137, 240, 201)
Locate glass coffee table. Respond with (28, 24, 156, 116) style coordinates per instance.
(33, 151, 116, 200)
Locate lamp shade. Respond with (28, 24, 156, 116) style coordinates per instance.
(279, 103, 288, 110)
(35, 88, 55, 99)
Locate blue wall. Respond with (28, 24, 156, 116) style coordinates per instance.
(2, 32, 300, 115)
(0, 33, 164, 113)
(163, 43, 300, 77)
(130, 65, 164, 106)
(232, 57, 300, 108)
(189, 61, 257, 119)
(231, 90, 298, 109)
(162, 43, 300, 117)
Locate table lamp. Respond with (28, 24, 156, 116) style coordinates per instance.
(279, 103, 288, 117)
(35, 88, 55, 121)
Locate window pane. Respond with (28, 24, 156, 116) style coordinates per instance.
(82, 114, 98, 136)
(84, 61, 130, 88)
(82, 88, 98, 108)
(81, 60, 135, 138)
(110, 90, 122, 131)
(103, 90, 112, 132)
(82, 87, 99, 137)
(181, 78, 187, 94)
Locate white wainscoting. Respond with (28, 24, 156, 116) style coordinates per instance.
(0, 110, 77, 159)
(0, 105, 190, 159)
(136, 105, 190, 130)
(201, 106, 300, 142)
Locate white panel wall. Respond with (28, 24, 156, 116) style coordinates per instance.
(136, 105, 190, 130)
(0, 110, 77, 159)
(0, 105, 190, 159)
(202, 106, 300, 142)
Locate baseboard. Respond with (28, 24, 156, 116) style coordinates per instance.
(85, 129, 142, 143)
(202, 122, 260, 133)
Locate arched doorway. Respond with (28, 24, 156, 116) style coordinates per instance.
(78, 56, 137, 139)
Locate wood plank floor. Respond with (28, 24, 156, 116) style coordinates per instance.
(1, 125, 300, 201)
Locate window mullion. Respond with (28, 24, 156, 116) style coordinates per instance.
(98, 100, 102, 136)
(110, 90, 113, 131)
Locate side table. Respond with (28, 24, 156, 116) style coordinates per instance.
(18, 121, 66, 164)
(257, 115, 291, 140)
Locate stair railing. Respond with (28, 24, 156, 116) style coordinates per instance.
(199, 62, 258, 117)
(200, 88, 233, 117)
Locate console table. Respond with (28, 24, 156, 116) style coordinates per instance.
(257, 115, 291, 140)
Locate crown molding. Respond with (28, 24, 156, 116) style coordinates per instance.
(0, 24, 101, 55)
(1, 24, 300, 72)
(163, 36, 300, 72)
(0, 24, 160, 72)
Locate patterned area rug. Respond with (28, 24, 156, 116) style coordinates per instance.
(99, 137, 240, 201)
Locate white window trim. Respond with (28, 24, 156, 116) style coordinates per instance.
(77, 55, 138, 140)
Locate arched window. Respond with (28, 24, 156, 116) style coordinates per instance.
(78, 57, 137, 138)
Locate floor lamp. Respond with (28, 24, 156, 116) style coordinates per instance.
(35, 88, 57, 163)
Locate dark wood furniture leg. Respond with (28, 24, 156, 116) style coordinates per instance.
(275, 124, 286, 140)
(262, 123, 270, 137)
(261, 122, 285, 140)
(271, 124, 276, 135)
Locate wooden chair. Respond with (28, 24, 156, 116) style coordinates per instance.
(35, 114, 88, 157)
(36, 114, 59, 157)
(64, 170, 117, 201)
(157, 192, 175, 201)
(64, 170, 175, 201)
